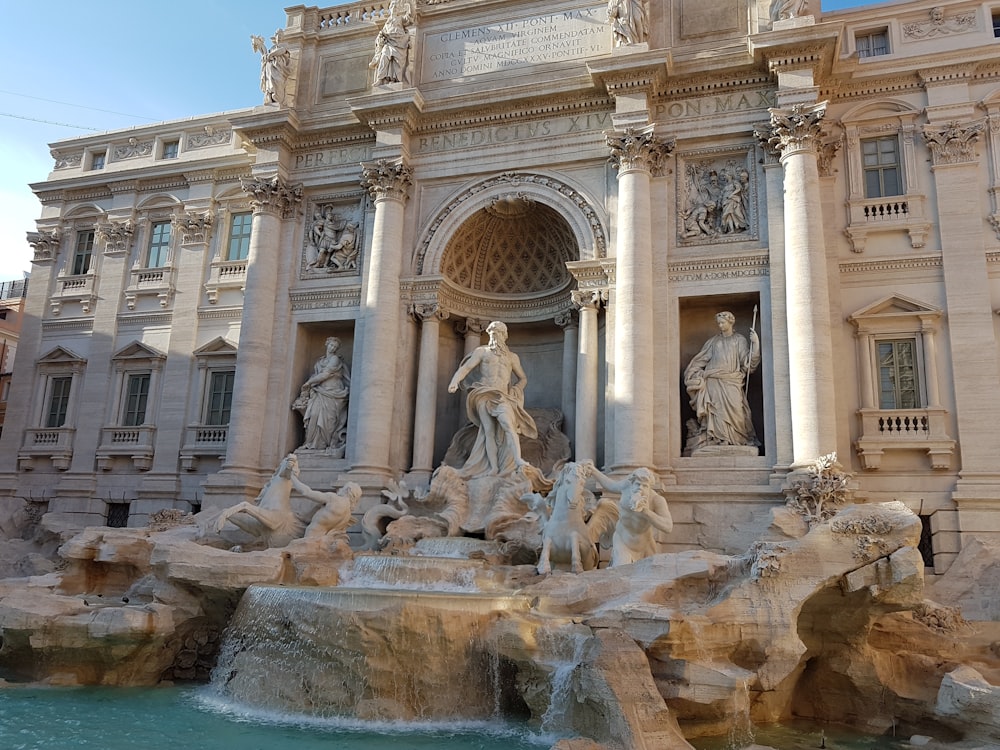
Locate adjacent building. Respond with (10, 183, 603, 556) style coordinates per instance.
(3, 0, 1000, 571)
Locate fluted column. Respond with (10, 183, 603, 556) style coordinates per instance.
(555, 309, 579, 450)
(409, 302, 447, 482)
(606, 127, 673, 472)
(224, 176, 301, 472)
(350, 159, 412, 478)
(572, 288, 605, 463)
(765, 103, 837, 467)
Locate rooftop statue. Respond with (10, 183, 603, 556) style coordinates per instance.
(252, 30, 291, 107)
(607, 0, 648, 46)
(369, 0, 414, 86)
(293, 337, 350, 457)
(684, 310, 760, 452)
(448, 321, 538, 478)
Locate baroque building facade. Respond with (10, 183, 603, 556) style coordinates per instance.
(4, 0, 1000, 572)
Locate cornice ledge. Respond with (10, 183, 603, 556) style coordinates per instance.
(587, 49, 671, 96)
(347, 88, 426, 132)
(918, 63, 975, 87)
(230, 109, 302, 151)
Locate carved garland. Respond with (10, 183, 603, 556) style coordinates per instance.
(416, 172, 609, 275)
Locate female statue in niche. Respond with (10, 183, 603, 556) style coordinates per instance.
(607, 0, 648, 46)
(293, 337, 351, 456)
(684, 311, 760, 451)
(369, 0, 414, 86)
(252, 30, 291, 106)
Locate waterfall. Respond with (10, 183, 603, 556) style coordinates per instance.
(211, 584, 529, 722)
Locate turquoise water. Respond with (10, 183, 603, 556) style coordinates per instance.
(0, 686, 554, 750)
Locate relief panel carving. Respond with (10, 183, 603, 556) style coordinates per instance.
(677, 149, 757, 245)
(301, 199, 365, 278)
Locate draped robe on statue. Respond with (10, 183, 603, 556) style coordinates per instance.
(684, 331, 759, 447)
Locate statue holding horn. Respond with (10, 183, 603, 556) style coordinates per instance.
(683, 308, 761, 453)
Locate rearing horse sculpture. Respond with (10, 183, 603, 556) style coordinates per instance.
(534, 461, 619, 574)
(215, 454, 306, 548)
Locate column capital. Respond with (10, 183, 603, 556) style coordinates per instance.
(456, 317, 487, 338)
(26, 228, 61, 263)
(606, 126, 674, 176)
(97, 220, 135, 256)
(240, 175, 303, 218)
(571, 288, 607, 311)
(554, 308, 577, 329)
(361, 158, 413, 202)
(173, 210, 214, 245)
(922, 120, 984, 166)
(408, 301, 449, 323)
(763, 102, 828, 157)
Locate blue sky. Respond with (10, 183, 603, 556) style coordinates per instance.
(1, 0, 874, 281)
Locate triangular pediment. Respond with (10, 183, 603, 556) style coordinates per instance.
(36, 345, 86, 366)
(849, 293, 941, 321)
(193, 337, 238, 357)
(111, 340, 166, 362)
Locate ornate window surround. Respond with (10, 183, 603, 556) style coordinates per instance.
(96, 341, 166, 472)
(19, 346, 87, 471)
(126, 197, 182, 310)
(49, 205, 105, 316)
(180, 337, 238, 471)
(205, 196, 253, 305)
(848, 293, 954, 470)
(839, 100, 930, 253)
(977, 91, 1000, 239)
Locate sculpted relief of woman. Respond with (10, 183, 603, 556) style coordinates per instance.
(293, 337, 351, 457)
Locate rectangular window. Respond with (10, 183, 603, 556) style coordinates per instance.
(856, 30, 889, 58)
(90, 151, 106, 170)
(72, 230, 95, 275)
(993, 12, 1000, 37)
(226, 212, 253, 261)
(106, 502, 131, 528)
(878, 339, 920, 409)
(161, 140, 179, 159)
(46, 376, 73, 428)
(122, 374, 151, 426)
(147, 221, 171, 267)
(206, 370, 235, 425)
(862, 136, 902, 198)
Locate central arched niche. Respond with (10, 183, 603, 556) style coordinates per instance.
(440, 195, 578, 297)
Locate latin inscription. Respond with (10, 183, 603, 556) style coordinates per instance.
(415, 112, 612, 154)
(294, 146, 369, 171)
(422, 7, 610, 80)
(654, 90, 776, 121)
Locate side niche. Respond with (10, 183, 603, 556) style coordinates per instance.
(301, 198, 365, 278)
(677, 148, 758, 245)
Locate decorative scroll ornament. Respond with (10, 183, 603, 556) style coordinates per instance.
(360, 158, 413, 202)
(240, 175, 303, 218)
(26, 228, 60, 262)
(456, 317, 487, 338)
(188, 126, 232, 149)
(553, 308, 577, 328)
(113, 137, 154, 161)
(764, 102, 828, 156)
(606, 127, 674, 176)
(922, 120, 983, 166)
(52, 152, 82, 170)
(173, 210, 214, 244)
(903, 7, 977, 39)
(408, 302, 449, 323)
(97, 220, 135, 255)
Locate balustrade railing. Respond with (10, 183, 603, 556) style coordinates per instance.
(315, 1, 391, 29)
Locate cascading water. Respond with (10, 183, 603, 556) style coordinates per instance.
(211, 584, 531, 722)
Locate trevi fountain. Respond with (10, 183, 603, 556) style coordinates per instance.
(1, 318, 999, 749)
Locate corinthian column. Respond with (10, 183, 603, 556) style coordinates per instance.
(350, 158, 413, 478)
(606, 127, 673, 472)
(225, 175, 301, 473)
(409, 302, 448, 483)
(764, 103, 837, 467)
(572, 288, 605, 463)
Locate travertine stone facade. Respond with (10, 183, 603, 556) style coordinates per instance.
(5, 0, 1000, 572)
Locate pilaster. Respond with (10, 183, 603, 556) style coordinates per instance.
(408, 301, 448, 483)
